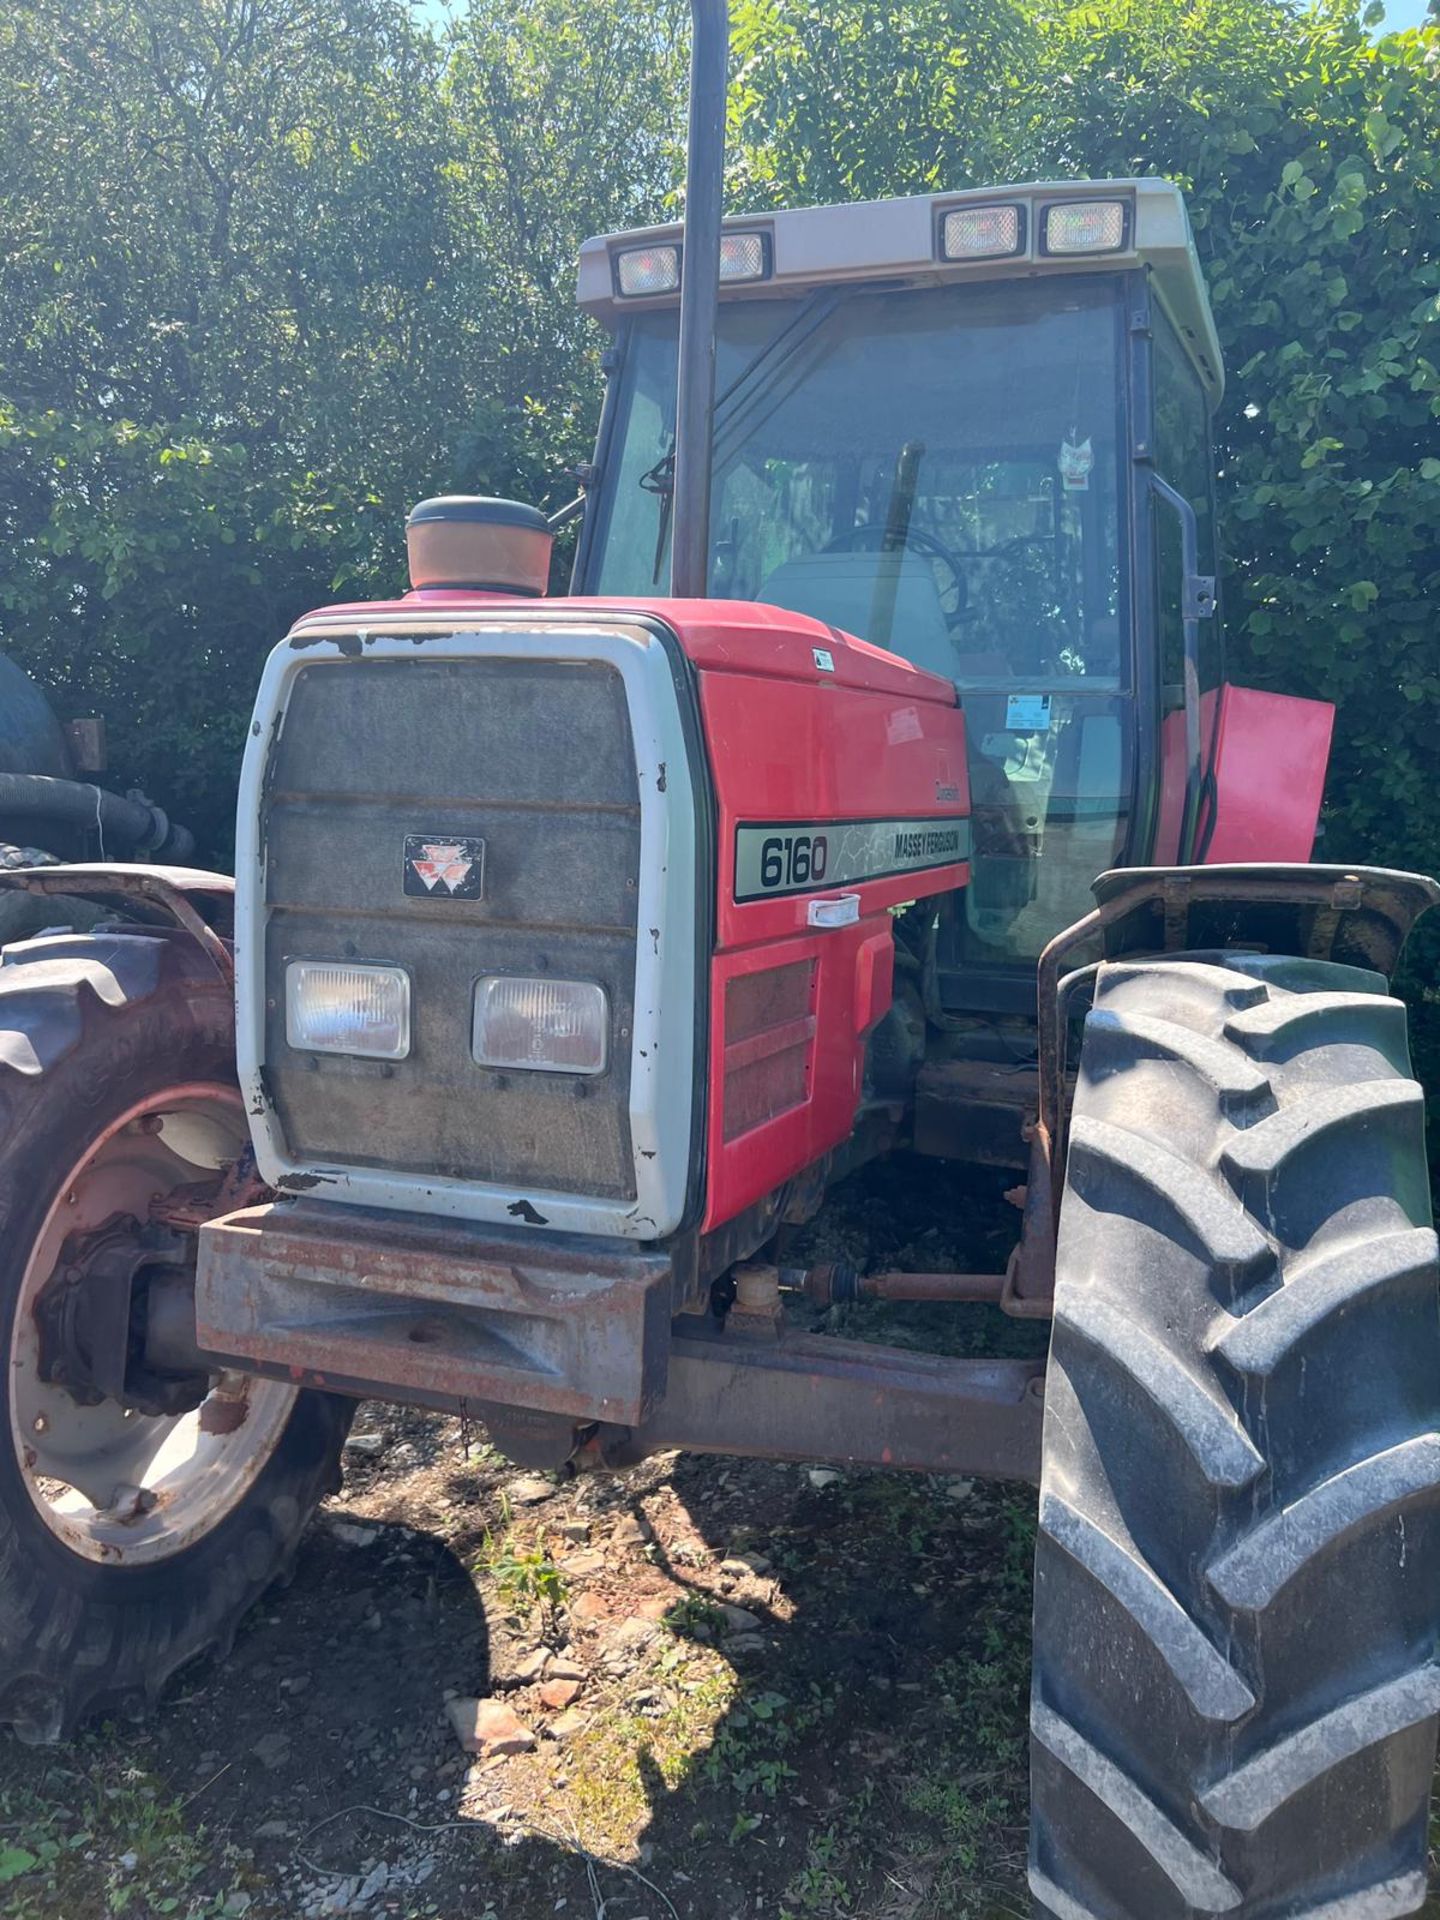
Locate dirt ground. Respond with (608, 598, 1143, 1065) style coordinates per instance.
(0, 1158, 1436, 1920)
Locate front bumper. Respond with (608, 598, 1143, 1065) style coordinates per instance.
(195, 1201, 673, 1426)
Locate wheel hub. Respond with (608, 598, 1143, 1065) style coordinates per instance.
(7, 1084, 299, 1565)
(32, 1212, 210, 1418)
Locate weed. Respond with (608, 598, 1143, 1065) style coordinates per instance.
(894, 1538, 1032, 1915)
(782, 1827, 851, 1915)
(564, 1661, 739, 1845)
(702, 1681, 838, 1799)
(482, 1531, 569, 1643)
(661, 1592, 726, 1638)
(0, 1745, 253, 1920)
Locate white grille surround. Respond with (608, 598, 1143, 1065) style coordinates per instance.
(235, 615, 701, 1240)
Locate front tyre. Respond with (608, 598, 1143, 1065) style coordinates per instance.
(0, 930, 350, 1742)
(1031, 952, 1440, 1918)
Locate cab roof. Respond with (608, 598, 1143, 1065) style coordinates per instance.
(578, 177, 1223, 402)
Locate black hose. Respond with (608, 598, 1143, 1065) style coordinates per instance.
(0, 773, 194, 861)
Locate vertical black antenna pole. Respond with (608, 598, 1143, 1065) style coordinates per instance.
(670, 0, 728, 599)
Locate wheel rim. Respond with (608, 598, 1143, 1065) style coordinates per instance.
(7, 1084, 298, 1566)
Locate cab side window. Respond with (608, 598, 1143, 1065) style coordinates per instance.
(1152, 303, 1222, 703)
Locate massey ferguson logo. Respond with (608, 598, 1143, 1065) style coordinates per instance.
(402, 834, 486, 899)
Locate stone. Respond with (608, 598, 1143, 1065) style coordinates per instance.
(559, 1550, 607, 1578)
(944, 1476, 975, 1502)
(569, 1591, 608, 1624)
(354, 1864, 389, 1908)
(549, 1710, 589, 1740)
(636, 1593, 681, 1623)
(280, 1673, 311, 1696)
(539, 1677, 581, 1710)
(344, 1433, 386, 1458)
(611, 1617, 660, 1651)
(255, 1820, 290, 1840)
(719, 1559, 754, 1578)
(513, 1648, 550, 1684)
(722, 1633, 766, 1658)
(806, 1469, 841, 1490)
(329, 1521, 378, 1548)
(558, 1520, 590, 1544)
(505, 1477, 557, 1506)
(547, 1653, 586, 1681)
(251, 1731, 291, 1771)
(610, 1514, 648, 1547)
(446, 1697, 537, 1757)
(718, 1604, 761, 1633)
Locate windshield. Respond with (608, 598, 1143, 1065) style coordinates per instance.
(587, 276, 1130, 967)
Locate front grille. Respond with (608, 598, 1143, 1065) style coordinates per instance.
(262, 656, 641, 1198)
(721, 959, 816, 1140)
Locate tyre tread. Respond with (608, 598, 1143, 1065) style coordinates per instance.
(0, 930, 350, 1740)
(1032, 950, 1440, 1918)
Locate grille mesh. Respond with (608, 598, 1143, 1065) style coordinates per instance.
(263, 656, 641, 1198)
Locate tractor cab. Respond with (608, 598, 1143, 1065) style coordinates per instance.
(574, 181, 1231, 1007)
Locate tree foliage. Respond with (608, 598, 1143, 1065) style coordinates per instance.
(0, 0, 1436, 997)
(0, 0, 684, 850)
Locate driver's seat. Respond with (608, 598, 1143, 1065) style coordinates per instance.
(759, 549, 956, 680)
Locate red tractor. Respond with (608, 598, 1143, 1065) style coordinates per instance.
(0, 10, 1435, 1916)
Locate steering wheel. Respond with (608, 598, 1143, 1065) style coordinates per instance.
(824, 523, 969, 625)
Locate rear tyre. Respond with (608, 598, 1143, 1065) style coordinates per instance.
(0, 930, 351, 1741)
(1031, 951, 1440, 1918)
(0, 844, 106, 944)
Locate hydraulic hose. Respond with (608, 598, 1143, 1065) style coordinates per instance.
(0, 773, 194, 861)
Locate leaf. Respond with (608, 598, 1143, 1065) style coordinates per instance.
(0, 1847, 39, 1884)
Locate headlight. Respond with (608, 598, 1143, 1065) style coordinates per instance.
(473, 976, 609, 1076)
(615, 243, 681, 297)
(719, 232, 770, 282)
(939, 204, 1023, 260)
(286, 962, 411, 1059)
(1042, 199, 1128, 255)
